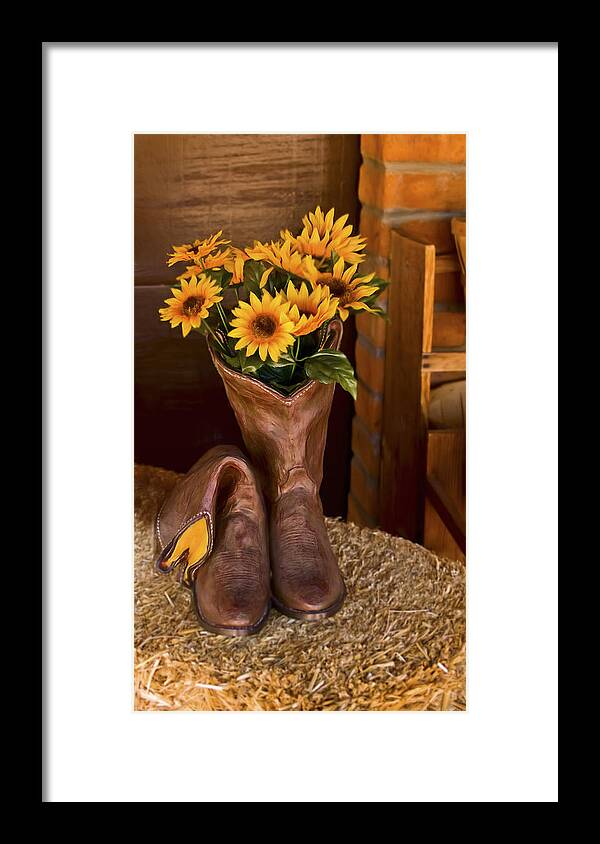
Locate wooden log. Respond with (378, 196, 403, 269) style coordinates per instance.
(422, 352, 466, 372)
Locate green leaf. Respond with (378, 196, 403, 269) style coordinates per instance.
(205, 267, 228, 285)
(242, 260, 266, 295)
(238, 352, 265, 374)
(262, 352, 296, 368)
(304, 350, 357, 400)
(218, 348, 261, 374)
(221, 353, 241, 370)
(276, 381, 307, 396)
(269, 269, 291, 293)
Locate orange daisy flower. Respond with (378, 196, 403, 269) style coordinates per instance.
(176, 249, 232, 281)
(245, 239, 308, 280)
(166, 231, 231, 267)
(223, 247, 250, 284)
(304, 256, 379, 321)
(281, 206, 367, 265)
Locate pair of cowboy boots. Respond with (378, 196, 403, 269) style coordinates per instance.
(154, 322, 346, 636)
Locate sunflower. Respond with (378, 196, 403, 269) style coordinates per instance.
(166, 231, 231, 267)
(304, 256, 379, 322)
(281, 206, 367, 265)
(245, 239, 308, 280)
(159, 275, 223, 337)
(176, 249, 232, 281)
(223, 247, 250, 284)
(228, 290, 295, 362)
(282, 281, 338, 337)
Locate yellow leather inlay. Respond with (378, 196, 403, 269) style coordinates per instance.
(161, 517, 209, 584)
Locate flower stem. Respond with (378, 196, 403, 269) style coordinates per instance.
(288, 337, 300, 382)
(216, 302, 229, 331)
(215, 302, 234, 352)
(202, 320, 228, 356)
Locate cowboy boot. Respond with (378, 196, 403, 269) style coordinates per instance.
(211, 321, 346, 621)
(154, 445, 271, 636)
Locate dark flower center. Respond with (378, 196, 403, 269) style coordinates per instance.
(253, 314, 277, 338)
(325, 278, 350, 304)
(183, 296, 205, 316)
(325, 278, 346, 297)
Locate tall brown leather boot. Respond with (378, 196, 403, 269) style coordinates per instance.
(154, 445, 271, 636)
(211, 322, 346, 621)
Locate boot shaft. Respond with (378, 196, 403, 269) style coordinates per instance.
(211, 320, 343, 502)
(212, 356, 335, 501)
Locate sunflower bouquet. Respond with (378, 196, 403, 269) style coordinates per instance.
(158, 206, 388, 398)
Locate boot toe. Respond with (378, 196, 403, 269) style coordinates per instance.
(216, 591, 267, 629)
(294, 577, 339, 612)
(274, 570, 345, 617)
(194, 579, 269, 634)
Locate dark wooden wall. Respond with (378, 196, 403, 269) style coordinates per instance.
(134, 134, 361, 517)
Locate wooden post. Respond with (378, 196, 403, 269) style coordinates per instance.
(379, 232, 436, 540)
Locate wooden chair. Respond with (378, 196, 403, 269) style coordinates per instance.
(379, 221, 466, 561)
(451, 217, 466, 284)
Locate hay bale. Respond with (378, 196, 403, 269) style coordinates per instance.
(135, 464, 466, 711)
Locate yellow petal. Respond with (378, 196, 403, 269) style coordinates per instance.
(260, 267, 274, 288)
(235, 336, 252, 350)
(332, 213, 349, 234)
(342, 264, 358, 282)
(349, 301, 379, 314)
(355, 272, 375, 286)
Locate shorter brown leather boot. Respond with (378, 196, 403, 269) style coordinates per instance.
(154, 445, 271, 636)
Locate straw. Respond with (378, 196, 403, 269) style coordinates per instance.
(134, 464, 466, 711)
